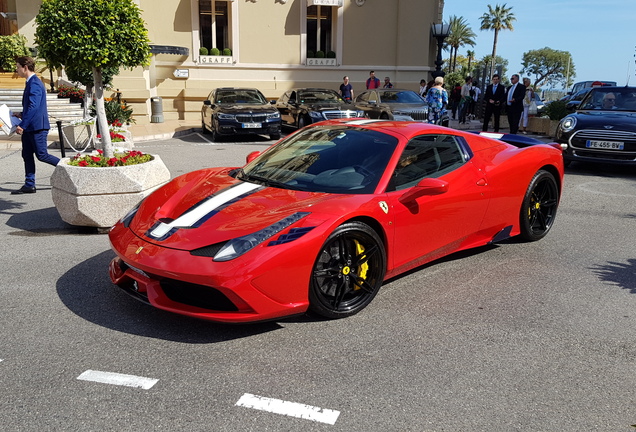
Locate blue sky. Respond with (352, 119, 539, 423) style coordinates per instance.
(443, 0, 636, 90)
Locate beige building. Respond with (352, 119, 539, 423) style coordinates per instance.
(3, 0, 445, 124)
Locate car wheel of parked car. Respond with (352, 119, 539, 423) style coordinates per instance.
(519, 169, 559, 241)
(297, 115, 308, 129)
(269, 133, 281, 140)
(380, 112, 390, 120)
(211, 128, 222, 142)
(308, 221, 386, 319)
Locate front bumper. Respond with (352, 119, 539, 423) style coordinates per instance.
(108, 226, 311, 323)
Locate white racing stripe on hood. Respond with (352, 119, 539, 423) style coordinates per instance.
(149, 182, 261, 239)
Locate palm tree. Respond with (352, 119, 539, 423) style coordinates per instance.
(479, 3, 516, 79)
(466, 50, 475, 75)
(445, 15, 476, 73)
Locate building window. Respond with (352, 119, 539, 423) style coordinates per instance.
(306, 5, 333, 54)
(199, 0, 231, 52)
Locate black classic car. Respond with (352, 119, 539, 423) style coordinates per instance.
(555, 86, 636, 165)
(201, 87, 281, 141)
(275, 88, 364, 128)
(355, 88, 434, 123)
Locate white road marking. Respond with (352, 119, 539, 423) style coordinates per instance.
(196, 132, 215, 144)
(236, 393, 340, 425)
(77, 370, 158, 390)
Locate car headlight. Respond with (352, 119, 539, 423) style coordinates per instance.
(267, 111, 280, 120)
(559, 116, 577, 133)
(309, 111, 324, 120)
(213, 212, 310, 261)
(217, 113, 236, 120)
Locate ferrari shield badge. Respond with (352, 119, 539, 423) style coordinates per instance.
(135, 246, 144, 255)
(379, 201, 389, 214)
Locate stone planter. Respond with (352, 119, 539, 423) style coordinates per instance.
(51, 155, 171, 228)
(59, 124, 95, 150)
(527, 117, 551, 135)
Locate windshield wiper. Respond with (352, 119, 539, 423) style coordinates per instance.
(238, 171, 296, 190)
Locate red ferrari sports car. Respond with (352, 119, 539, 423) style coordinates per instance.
(109, 119, 564, 323)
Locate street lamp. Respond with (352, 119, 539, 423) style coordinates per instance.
(430, 22, 450, 78)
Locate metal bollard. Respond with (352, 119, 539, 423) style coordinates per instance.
(56, 120, 65, 158)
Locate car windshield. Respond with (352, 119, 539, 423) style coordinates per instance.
(378, 90, 425, 104)
(216, 89, 268, 105)
(298, 90, 344, 104)
(238, 125, 398, 194)
(579, 88, 636, 111)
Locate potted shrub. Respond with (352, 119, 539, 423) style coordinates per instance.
(222, 48, 232, 56)
(210, 47, 221, 56)
(199, 47, 209, 56)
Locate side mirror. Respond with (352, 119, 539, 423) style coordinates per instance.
(246, 151, 261, 164)
(398, 177, 449, 203)
(270, 100, 276, 105)
(203, 100, 212, 106)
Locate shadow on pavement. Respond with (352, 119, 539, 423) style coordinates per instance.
(56, 250, 284, 343)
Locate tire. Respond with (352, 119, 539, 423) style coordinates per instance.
(380, 112, 390, 120)
(519, 169, 559, 241)
(308, 222, 386, 319)
(211, 128, 221, 142)
(269, 133, 281, 140)
(297, 115, 308, 129)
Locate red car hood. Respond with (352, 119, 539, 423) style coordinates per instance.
(128, 167, 354, 250)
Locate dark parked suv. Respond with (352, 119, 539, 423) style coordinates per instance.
(275, 88, 363, 129)
(201, 87, 281, 141)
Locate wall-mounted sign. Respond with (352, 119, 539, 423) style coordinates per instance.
(173, 69, 189, 78)
(307, 0, 342, 7)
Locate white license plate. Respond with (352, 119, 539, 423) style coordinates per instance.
(242, 123, 261, 128)
(585, 140, 624, 150)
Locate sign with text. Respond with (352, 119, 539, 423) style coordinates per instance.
(173, 69, 189, 78)
(307, 0, 342, 6)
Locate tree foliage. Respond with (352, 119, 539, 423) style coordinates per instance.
(35, 0, 151, 158)
(0, 34, 30, 72)
(520, 47, 575, 89)
(445, 16, 476, 73)
(480, 3, 516, 79)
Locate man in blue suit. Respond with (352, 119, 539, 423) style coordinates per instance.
(12, 56, 59, 194)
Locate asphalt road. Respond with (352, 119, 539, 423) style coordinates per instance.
(0, 132, 635, 431)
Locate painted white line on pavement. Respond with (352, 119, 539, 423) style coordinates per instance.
(77, 370, 158, 390)
(196, 132, 216, 145)
(235, 393, 340, 425)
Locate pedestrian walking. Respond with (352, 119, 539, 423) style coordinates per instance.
(11, 56, 59, 194)
(426, 76, 448, 125)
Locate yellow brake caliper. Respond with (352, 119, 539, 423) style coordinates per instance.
(353, 240, 369, 290)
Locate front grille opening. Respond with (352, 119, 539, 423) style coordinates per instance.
(160, 279, 238, 312)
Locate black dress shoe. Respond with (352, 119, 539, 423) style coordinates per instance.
(11, 186, 36, 195)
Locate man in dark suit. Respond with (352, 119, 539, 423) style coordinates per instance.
(482, 74, 506, 132)
(12, 56, 59, 194)
(506, 74, 526, 134)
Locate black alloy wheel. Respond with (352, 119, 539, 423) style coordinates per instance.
(519, 169, 559, 241)
(309, 222, 386, 319)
